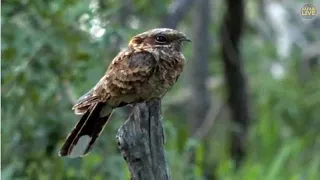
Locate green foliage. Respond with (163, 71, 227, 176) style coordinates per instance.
(2, 0, 319, 179)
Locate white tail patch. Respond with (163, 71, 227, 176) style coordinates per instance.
(68, 135, 92, 158)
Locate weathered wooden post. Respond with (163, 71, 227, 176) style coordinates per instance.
(116, 99, 170, 180)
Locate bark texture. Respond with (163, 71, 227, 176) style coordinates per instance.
(116, 100, 170, 180)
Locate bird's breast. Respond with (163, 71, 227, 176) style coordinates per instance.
(147, 53, 184, 97)
(105, 50, 185, 106)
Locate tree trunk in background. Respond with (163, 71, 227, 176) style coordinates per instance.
(187, 0, 213, 178)
(162, 0, 194, 29)
(220, 0, 251, 168)
(188, 0, 210, 135)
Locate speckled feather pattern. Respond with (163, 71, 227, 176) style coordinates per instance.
(59, 28, 189, 157)
(73, 32, 186, 111)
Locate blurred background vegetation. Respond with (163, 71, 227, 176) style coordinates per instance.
(2, 0, 320, 179)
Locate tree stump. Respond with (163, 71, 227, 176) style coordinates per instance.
(116, 99, 170, 180)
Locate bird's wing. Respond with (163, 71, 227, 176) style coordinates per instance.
(72, 50, 156, 113)
(72, 86, 101, 115)
(105, 50, 157, 98)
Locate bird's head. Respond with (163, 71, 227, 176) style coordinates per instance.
(129, 28, 191, 51)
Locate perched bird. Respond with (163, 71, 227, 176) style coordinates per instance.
(59, 28, 190, 158)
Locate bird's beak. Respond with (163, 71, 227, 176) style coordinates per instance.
(183, 37, 191, 42)
(178, 33, 191, 42)
(181, 36, 191, 42)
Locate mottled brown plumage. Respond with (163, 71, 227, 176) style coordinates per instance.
(59, 28, 190, 158)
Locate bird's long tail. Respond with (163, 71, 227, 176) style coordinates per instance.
(59, 102, 113, 158)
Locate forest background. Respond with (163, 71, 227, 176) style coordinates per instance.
(2, 0, 320, 179)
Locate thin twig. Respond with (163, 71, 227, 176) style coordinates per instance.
(184, 101, 226, 161)
(192, 102, 226, 140)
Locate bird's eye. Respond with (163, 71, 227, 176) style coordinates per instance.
(155, 35, 167, 43)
